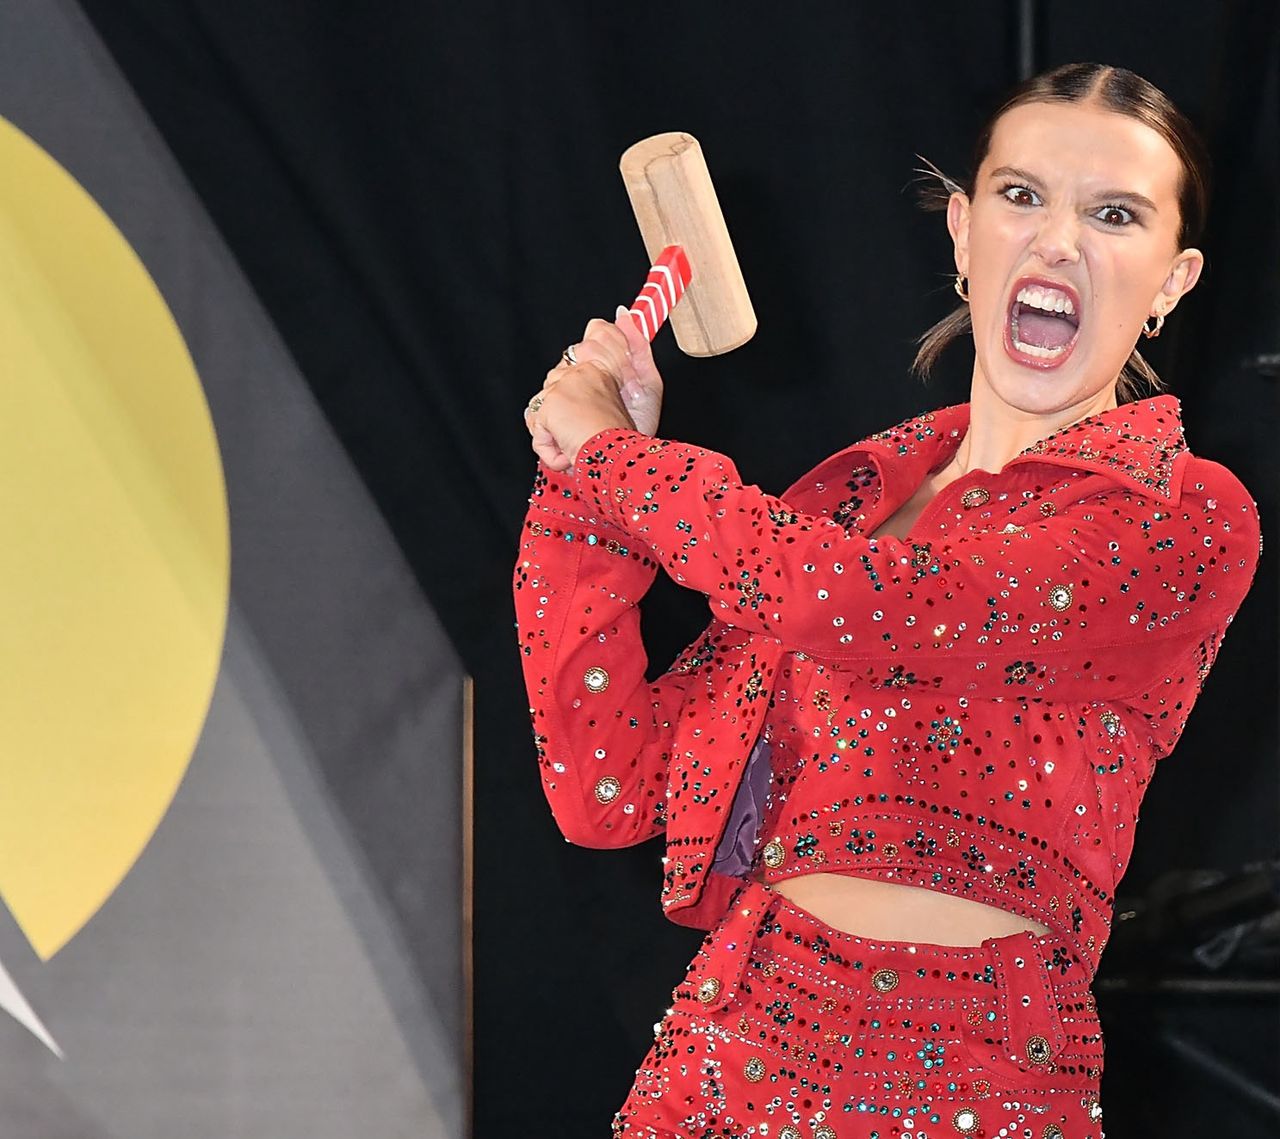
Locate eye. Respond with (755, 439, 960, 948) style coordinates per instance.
(1094, 203, 1136, 227)
(999, 182, 1040, 207)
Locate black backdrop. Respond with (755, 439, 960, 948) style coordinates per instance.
(76, 2, 1279, 1134)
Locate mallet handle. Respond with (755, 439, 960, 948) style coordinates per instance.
(625, 246, 692, 342)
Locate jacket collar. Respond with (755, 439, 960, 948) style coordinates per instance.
(1007, 394, 1189, 500)
(787, 395, 1190, 507)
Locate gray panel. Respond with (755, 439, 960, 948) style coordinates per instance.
(0, 1, 464, 1135)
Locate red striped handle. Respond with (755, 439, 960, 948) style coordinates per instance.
(625, 245, 692, 342)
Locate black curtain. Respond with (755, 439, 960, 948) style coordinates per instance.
(76, 3, 1279, 1134)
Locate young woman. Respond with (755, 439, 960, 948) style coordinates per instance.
(515, 63, 1261, 1138)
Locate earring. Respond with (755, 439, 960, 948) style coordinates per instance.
(954, 274, 970, 302)
(1141, 312, 1164, 339)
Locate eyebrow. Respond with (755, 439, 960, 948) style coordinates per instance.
(988, 165, 1159, 213)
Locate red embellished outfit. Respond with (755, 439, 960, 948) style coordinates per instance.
(513, 397, 1260, 1138)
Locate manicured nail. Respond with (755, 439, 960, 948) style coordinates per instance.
(615, 306, 634, 352)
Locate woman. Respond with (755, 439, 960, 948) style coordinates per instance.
(515, 63, 1260, 1138)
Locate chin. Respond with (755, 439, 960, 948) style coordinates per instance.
(977, 348, 1114, 418)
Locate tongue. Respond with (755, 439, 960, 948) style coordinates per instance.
(1017, 306, 1077, 349)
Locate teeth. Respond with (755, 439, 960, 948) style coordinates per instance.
(1016, 285, 1076, 316)
(1012, 337, 1068, 359)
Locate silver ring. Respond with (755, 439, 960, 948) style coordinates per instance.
(561, 343, 579, 365)
(526, 393, 544, 414)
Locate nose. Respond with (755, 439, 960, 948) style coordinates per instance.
(1031, 207, 1082, 267)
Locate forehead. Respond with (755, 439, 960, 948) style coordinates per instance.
(982, 101, 1183, 206)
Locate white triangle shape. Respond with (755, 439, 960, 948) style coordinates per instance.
(0, 952, 63, 1058)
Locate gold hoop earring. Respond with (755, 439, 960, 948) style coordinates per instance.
(1141, 312, 1164, 339)
(954, 274, 970, 302)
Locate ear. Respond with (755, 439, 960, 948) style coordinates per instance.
(946, 191, 971, 276)
(1154, 248, 1205, 317)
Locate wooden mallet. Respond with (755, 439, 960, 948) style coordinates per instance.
(618, 132, 756, 356)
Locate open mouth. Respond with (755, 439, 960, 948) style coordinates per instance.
(1006, 283, 1081, 367)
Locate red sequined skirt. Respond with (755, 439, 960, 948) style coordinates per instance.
(613, 880, 1104, 1139)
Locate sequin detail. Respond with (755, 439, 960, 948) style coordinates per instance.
(1047, 583, 1073, 611)
(516, 397, 1260, 962)
(1027, 1034, 1053, 1064)
(871, 967, 899, 993)
(762, 837, 786, 869)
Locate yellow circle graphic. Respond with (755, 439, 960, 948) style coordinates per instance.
(0, 117, 230, 960)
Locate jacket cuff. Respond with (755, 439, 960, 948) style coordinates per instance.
(573, 427, 684, 531)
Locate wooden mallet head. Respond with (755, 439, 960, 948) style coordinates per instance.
(619, 132, 756, 357)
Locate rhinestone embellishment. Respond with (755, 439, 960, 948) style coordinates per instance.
(594, 776, 620, 804)
(870, 968, 899, 993)
(960, 486, 990, 508)
(1047, 583, 1073, 611)
(778, 1128, 801, 1139)
(953, 1107, 980, 1134)
(583, 666, 609, 693)
(1026, 1034, 1053, 1064)
(1044, 1126, 1065, 1139)
(1099, 710, 1121, 738)
(814, 1128, 837, 1139)
(695, 976, 721, 1004)
(762, 838, 786, 869)
(743, 1056, 767, 1082)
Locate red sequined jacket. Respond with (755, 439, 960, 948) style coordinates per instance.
(513, 397, 1260, 974)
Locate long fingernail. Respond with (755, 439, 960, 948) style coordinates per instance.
(615, 306, 634, 352)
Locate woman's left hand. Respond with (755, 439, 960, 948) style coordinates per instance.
(525, 307, 664, 472)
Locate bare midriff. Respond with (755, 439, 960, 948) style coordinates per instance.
(755, 871, 1052, 946)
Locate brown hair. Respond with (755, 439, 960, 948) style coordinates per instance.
(911, 62, 1212, 401)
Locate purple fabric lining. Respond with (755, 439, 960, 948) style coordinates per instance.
(710, 735, 772, 878)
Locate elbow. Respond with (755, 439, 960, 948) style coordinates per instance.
(546, 800, 658, 850)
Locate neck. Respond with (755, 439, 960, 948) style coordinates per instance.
(948, 373, 1119, 476)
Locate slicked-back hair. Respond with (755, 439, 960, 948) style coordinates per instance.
(912, 63, 1212, 402)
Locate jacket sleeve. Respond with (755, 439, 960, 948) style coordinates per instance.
(514, 461, 719, 848)
(572, 428, 1262, 700)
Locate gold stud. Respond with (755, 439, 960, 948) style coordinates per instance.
(695, 976, 721, 1004)
(1047, 583, 1073, 611)
(1026, 1034, 1053, 1064)
(953, 1107, 980, 1134)
(594, 776, 621, 804)
(762, 838, 786, 869)
(743, 1056, 767, 1082)
(870, 968, 899, 993)
(583, 666, 610, 693)
(960, 487, 990, 509)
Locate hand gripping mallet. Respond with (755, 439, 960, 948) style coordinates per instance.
(618, 132, 756, 355)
